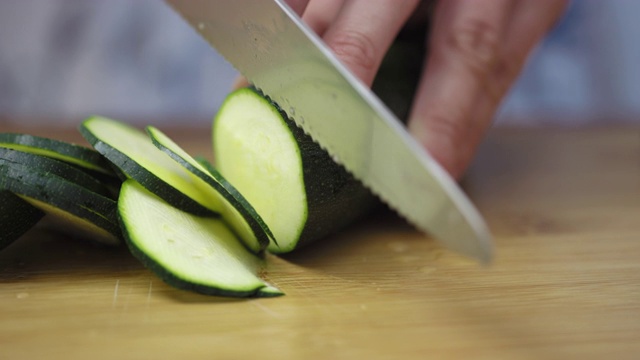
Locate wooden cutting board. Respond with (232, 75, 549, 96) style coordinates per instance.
(1, 124, 639, 360)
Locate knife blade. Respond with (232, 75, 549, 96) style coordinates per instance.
(166, 0, 494, 263)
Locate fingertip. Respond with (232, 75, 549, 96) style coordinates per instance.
(232, 76, 250, 90)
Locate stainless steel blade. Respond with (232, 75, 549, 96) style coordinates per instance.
(166, 0, 494, 262)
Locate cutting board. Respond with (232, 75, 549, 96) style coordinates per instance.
(1, 124, 639, 359)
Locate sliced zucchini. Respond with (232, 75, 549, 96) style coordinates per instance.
(0, 162, 120, 245)
(0, 190, 45, 250)
(0, 147, 114, 198)
(80, 116, 217, 217)
(147, 126, 273, 253)
(213, 88, 377, 253)
(118, 179, 282, 297)
(0, 132, 116, 176)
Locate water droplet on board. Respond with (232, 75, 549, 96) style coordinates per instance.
(16, 292, 29, 299)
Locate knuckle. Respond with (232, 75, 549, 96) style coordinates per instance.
(441, 18, 501, 77)
(489, 58, 520, 102)
(328, 29, 378, 77)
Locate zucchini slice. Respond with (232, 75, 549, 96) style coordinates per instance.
(147, 126, 273, 253)
(80, 116, 217, 217)
(0, 132, 116, 176)
(0, 162, 120, 245)
(118, 179, 282, 297)
(0, 190, 45, 250)
(213, 88, 377, 253)
(0, 147, 114, 198)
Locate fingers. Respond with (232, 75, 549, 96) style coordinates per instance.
(503, 0, 568, 63)
(320, 0, 421, 86)
(283, 0, 311, 15)
(484, 0, 568, 101)
(301, 0, 344, 35)
(238, 0, 415, 89)
(408, 0, 513, 178)
(283, 0, 344, 36)
(244, 0, 567, 183)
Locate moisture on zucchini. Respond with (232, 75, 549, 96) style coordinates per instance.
(0, 162, 121, 245)
(118, 179, 282, 297)
(0, 132, 116, 177)
(0, 190, 45, 250)
(147, 126, 273, 253)
(80, 116, 218, 217)
(213, 88, 377, 253)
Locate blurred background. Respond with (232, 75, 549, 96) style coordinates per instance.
(0, 0, 638, 127)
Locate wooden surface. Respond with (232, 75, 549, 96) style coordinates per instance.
(1, 124, 639, 359)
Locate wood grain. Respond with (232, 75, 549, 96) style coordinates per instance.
(1, 124, 639, 360)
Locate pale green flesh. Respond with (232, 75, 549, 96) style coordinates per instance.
(83, 117, 221, 212)
(119, 180, 280, 295)
(21, 197, 120, 245)
(214, 89, 307, 252)
(146, 126, 266, 253)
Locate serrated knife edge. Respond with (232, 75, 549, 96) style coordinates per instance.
(165, 0, 494, 263)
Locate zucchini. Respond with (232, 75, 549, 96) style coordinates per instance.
(118, 179, 282, 297)
(0, 147, 114, 198)
(147, 126, 273, 253)
(0, 132, 116, 177)
(0, 190, 45, 250)
(0, 161, 120, 245)
(80, 116, 217, 217)
(213, 88, 377, 253)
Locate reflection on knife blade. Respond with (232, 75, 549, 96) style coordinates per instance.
(165, 0, 494, 263)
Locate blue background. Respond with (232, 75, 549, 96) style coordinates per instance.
(0, 0, 638, 127)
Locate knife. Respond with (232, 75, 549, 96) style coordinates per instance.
(165, 0, 494, 263)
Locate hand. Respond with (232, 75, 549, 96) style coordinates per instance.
(286, 0, 568, 179)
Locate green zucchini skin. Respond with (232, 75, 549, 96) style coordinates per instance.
(0, 147, 114, 198)
(147, 126, 273, 253)
(118, 180, 282, 298)
(276, 98, 378, 249)
(125, 242, 282, 298)
(0, 190, 45, 250)
(214, 88, 377, 253)
(0, 132, 116, 177)
(80, 117, 217, 217)
(0, 162, 121, 245)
